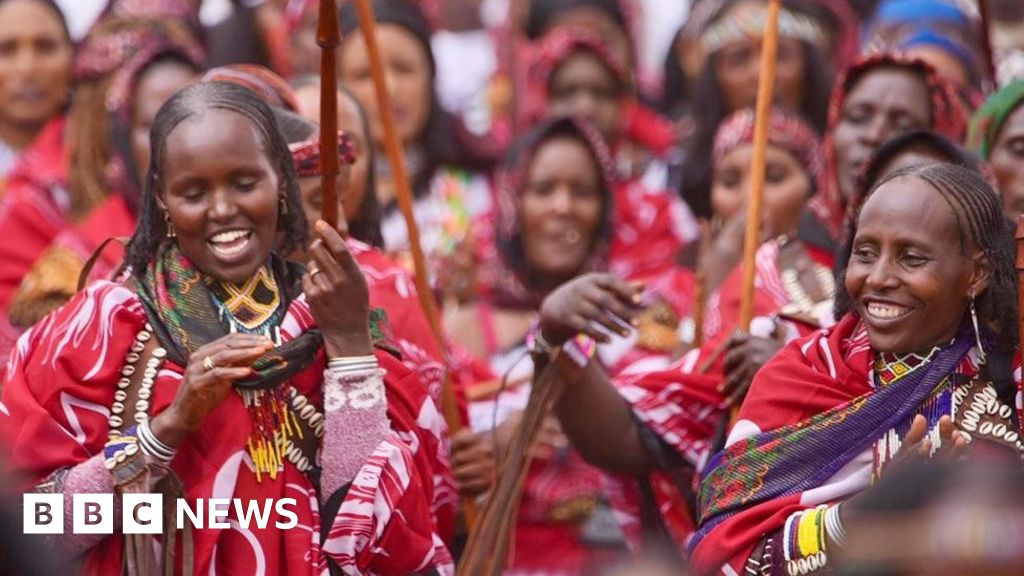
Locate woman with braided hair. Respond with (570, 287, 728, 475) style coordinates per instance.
(685, 163, 1023, 575)
(0, 80, 453, 574)
(0, 10, 202, 364)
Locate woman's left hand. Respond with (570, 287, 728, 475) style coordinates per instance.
(303, 220, 373, 357)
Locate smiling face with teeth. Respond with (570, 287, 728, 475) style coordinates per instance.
(158, 108, 282, 284)
(845, 175, 990, 354)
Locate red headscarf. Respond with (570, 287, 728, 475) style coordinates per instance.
(524, 27, 631, 129)
(479, 116, 617, 310)
(712, 107, 824, 182)
(808, 54, 967, 239)
(199, 64, 302, 112)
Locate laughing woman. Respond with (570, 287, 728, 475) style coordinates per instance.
(688, 163, 1023, 575)
(0, 82, 452, 575)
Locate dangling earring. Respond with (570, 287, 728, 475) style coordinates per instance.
(164, 213, 176, 238)
(279, 196, 288, 215)
(969, 294, 986, 364)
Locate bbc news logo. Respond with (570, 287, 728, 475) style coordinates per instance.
(23, 494, 299, 534)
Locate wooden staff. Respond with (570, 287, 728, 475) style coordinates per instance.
(977, 0, 998, 87)
(317, 0, 341, 230)
(351, 0, 479, 530)
(737, 0, 782, 331)
(734, 0, 782, 420)
(457, 355, 576, 576)
(1016, 216, 1024, 362)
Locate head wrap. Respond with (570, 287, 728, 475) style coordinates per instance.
(698, 3, 823, 55)
(524, 28, 630, 125)
(525, 0, 628, 39)
(484, 117, 617, 309)
(968, 80, 1024, 159)
(99, 0, 201, 35)
(339, 0, 436, 75)
(200, 64, 301, 113)
(807, 54, 967, 239)
(289, 133, 357, 177)
(712, 107, 823, 180)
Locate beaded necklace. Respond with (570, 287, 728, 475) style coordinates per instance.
(209, 267, 321, 481)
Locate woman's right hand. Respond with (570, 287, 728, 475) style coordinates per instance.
(150, 333, 274, 449)
(538, 273, 643, 346)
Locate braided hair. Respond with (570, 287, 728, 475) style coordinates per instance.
(835, 163, 1018, 351)
(124, 82, 308, 276)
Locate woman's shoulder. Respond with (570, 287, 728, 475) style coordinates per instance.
(15, 281, 146, 350)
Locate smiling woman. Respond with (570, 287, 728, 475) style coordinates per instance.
(689, 163, 1023, 576)
(1, 81, 455, 575)
(0, 0, 71, 183)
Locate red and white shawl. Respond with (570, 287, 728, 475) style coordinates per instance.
(1, 281, 453, 575)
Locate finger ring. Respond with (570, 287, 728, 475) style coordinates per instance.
(203, 356, 217, 371)
(309, 266, 323, 278)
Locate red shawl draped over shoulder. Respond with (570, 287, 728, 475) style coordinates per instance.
(0, 281, 453, 575)
(688, 314, 1024, 575)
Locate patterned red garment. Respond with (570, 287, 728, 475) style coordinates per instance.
(348, 238, 461, 540)
(808, 54, 968, 240)
(0, 281, 454, 575)
(688, 314, 1024, 575)
(0, 119, 139, 367)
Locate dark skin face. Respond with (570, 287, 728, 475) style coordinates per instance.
(130, 60, 196, 185)
(542, 7, 632, 75)
(988, 103, 1024, 222)
(158, 108, 282, 284)
(712, 0, 805, 113)
(520, 136, 604, 289)
(340, 24, 431, 148)
(0, 0, 71, 145)
(711, 143, 812, 239)
(846, 176, 989, 354)
(547, 51, 623, 142)
(832, 67, 932, 203)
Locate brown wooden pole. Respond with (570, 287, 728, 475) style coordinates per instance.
(317, 0, 341, 230)
(732, 0, 782, 422)
(737, 0, 782, 332)
(351, 0, 479, 531)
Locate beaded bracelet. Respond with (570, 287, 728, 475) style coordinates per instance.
(323, 367, 386, 412)
(783, 506, 831, 575)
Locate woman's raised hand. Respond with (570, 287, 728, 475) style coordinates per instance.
(893, 415, 968, 462)
(538, 273, 643, 346)
(150, 333, 274, 448)
(303, 220, 373, 357)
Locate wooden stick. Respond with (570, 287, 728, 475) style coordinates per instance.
(457, 356, 574, 576)
(738, 0, 782, 332)
(977, 0, 998, 87)
(734, 0, 782, 421)
(351, 0, 479, 531)
(316, 0, 341, 230)
(1015, 216, 1024, 363)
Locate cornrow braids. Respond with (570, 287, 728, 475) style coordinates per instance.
(124, 82, 308, 277)
(835, 163, 1018, 354)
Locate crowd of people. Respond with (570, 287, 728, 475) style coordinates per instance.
(0, 0, 1022, 574)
